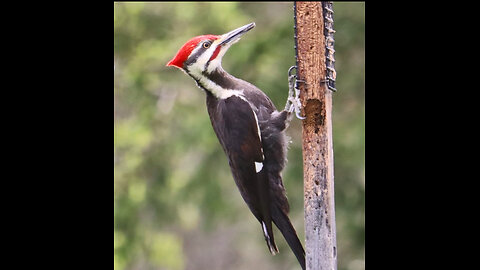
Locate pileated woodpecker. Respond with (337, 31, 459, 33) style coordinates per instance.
(167, 23, 305, 270)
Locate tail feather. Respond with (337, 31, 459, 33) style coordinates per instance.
(262, 221, 279, 255)
(271, 205, 305, 270)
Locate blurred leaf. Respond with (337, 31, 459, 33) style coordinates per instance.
(150, 232, 185, 270)
(114, 2, 364, 270)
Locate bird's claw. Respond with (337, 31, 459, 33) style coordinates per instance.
(286, 66, 306, 120)
(287, 96, 305, 120)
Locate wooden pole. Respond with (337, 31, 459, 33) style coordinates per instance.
(295, 2, 337, 270)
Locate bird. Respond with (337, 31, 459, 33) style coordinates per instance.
(166, 22, 305, 270)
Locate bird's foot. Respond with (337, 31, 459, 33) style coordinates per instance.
(285, 66, 306, 120)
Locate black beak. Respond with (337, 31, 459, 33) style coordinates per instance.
(219, 22, 256, 46)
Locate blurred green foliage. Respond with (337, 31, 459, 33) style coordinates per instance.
(114, 2, 364, 270)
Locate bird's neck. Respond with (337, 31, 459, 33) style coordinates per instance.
(188, 67, 244, 100)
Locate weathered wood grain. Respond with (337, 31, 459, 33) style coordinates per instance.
(295, 2, 337, 270)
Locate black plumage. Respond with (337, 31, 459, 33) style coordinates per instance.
(204, 75, 305, 270)
(167, 23, 305, 270)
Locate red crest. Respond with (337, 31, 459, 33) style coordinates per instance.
(166, 35, 219, 68)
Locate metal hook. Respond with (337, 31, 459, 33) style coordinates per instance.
(288, 65, 297, 78)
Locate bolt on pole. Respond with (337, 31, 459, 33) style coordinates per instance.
(294, 2, 338, 270)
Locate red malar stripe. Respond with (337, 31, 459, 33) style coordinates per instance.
(209, 46, 222, 61)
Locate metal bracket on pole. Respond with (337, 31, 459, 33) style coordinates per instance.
(323, 2, 337, 92)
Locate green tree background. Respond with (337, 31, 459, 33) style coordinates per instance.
(114, 2, 364, 270)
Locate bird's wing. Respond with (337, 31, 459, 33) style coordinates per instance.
(209, 95, 278, 254)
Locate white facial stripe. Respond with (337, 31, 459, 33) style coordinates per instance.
(191, 39, 222, 69)
(186, 40, 217, 73)
(207, 57, 222, 74)
(206, 44, 231, 74)
(186, 37, 232, 74)
(195, 47, 215, 67)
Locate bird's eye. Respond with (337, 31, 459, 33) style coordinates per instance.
(203, 42, 211, 48)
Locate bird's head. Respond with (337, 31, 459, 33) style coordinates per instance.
(166, 22, 255, 76)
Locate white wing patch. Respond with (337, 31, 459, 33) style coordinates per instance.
(255, 162, 263, 173)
